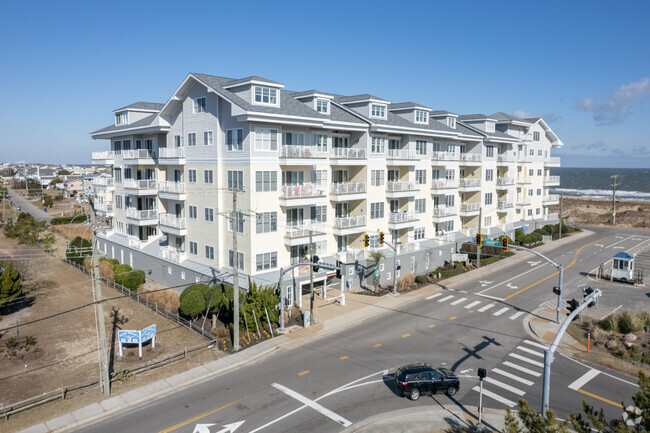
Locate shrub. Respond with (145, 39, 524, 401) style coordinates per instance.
(25, 335, 37, 346)
(515, 228, 524, 239)
(0, 260, 22, 307)
(114, 264, 145, 290)
(531, 232, 543, 242)
(618, 310, 643, 334)
(415, 275, 428, 284)
(600, 314, 618, 332)
(101, 257, 120, 270)
(84, 257, 117, 280)
(396, 274, 415, 292)
(114, 264, 132, 277)
(66, 236, 92, 265)
(5, 337, 17, 349)
(139, 286, 180, 313)
(50, 214, 88, 225)
(543, 224, 555, 234)
(179, 287, 206, 318)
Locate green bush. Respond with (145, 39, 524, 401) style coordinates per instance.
(100, 257, 120, 270)
(66, 236, 92, 265)
(543, 224, 556, 234)
(415, 275, 429, 284)
(114, 264, 132, 276)
(5, 337, 17, 349)
(180, 287, 206, 318)
(25, 335, 37, 346)
(514, 228, 524, 239)
(50, 214, 88, 225)
(114, 264, 145, 290)
(0, 260, 22, 307)
(618, 310, 643, 334)
(600, 314, 618, 332)
(530, 232, 543, 242)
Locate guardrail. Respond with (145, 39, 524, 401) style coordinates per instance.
(126, 208, 158, 220)
(91, 151, 115, 161)
(431, 152, 459, 161)
(122, 149, 156, 159)
(389, 212, 415, 223)
(458, 178, 481, 188)
(432, 207, 456, 217)
(159, 213, 187, 229)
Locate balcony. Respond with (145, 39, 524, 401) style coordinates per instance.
(159, 246, 186, 263)
(431, 179, 458, 190)
(329, 148, 367, 165)
(544, 157, 561, 166)
(544, 213, 559, 221)
(122, 149, 156, 164)
(333, 215, 367, 235)
(458, 178, 482, 190)
(124, 179, 158, 195)
(329, 182, 367, 201)
(126, 235, 143, 249)
(516, 197, 531, 206)
(388, 211, 418, 229)
(284, 223, 327, 246)
(92, 177, 114, 190)
(543, 194, 560, 204)
(158, 147, 186, 163)
(159, 213, 187, 236)
(497, 154, 517, 164)
(95, 202, 114, 215)
(92, 151, 115, 165)
(279, 184, 327, 206)
(386, 149, 418, 163)
(126, 208, 158, 224)
(544, 176, 560, 185)
(337, 248, 365, 263)
(496, 177, 515, 188)
(432, 207, 457, 218)
(280, 145, 328, 160)
(158, 181, 186, 200)
(386, 181, 418, 198)
(497, 200, 514, 211)
(459, 153, 482, 165)
(517, 154, 533, 163)
(516, 177, 532, 184)
(459, 202, 480, 215)
(431, 152, 460, 163)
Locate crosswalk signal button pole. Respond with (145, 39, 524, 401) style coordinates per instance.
(363, 234, 369, 248)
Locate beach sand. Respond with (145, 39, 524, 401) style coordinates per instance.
(548, 197, 650, 230)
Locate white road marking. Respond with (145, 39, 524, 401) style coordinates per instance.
(493, 307, 509, 316)
(477, 265, 545, 295)
(272, 383, 351, 427)
(479, 280, 493, 287)
(426, 293, 443, 300)
(509, 311, 525, 320)
(472, 386, 516, 407)
(503, 361, 542, 377)
(492, 368, 534, 386)
(516, 346, 544, 357)
(523, 340, 548, 350)
(509, 353, 544, 368)
(438, 295, 455, 303)
(478, 304, 495, 312)
(606, 235, 634, 249)
(506, 283, 519, 289)
(595, 244, 604, 248)
(465, 301, 481, 309)
(613, 246, 625, 249)
(568, 369, 600, 390)
(527, 260, 541, 266)
(451, 297, 467, 305)
(484, 377, 526, 396)
(460, 368, 473, 374)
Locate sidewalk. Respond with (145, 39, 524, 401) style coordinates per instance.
(524, 306, 586, 352)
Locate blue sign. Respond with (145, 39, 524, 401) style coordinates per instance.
(118, 330, 141, 344)
(118, 324, 156, 357)
(141, 324, 156, 342)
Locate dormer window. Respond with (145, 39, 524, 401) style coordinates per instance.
(415, 110, 428, 124)
(533, 131, 540, 141)
(446, 117, 456, 129)
(254, 86, 278, 105)
(115, 112, 128, 125)
(371, 104, 386, 118)
(486, 121, 495, 133)
(193, 97, 206, 113)
(316, 98, 329, 114)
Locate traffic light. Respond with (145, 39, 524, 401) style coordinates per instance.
(501, 236, 508, 252)
(475, 233, 482, 246)
(379, 231, 385, 246)
(583, 287, 595, 307)
(312, 255, 320, 272)
(478, 368, 487, 380)
(552, 287, 561, 296)
(363, 234, 369, 248)
(567, 298, 579, 315)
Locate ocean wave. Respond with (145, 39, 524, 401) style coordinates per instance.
(551, 188, 650, 201)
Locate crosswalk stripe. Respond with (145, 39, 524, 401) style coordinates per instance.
(493, 307, 509, 316)
(438, 295, 455, 303)
(523, 340, 548, 350)
(472, 386, 516, 407)
(484, 377, 526, 396)
(426, 293, 443, 300)
(516, 346, 544, 358)
(503, 361, 541, 377)
(451, 297, 467, 305)
(492, 368, 534, 386)
(464, 301, 481, 309)
(509, 353, 544, 368)
(503, 361, 542, 377)
(509, 311, 525, 320)
(478, 304, 495, 312)
(568, 369, 600, 390)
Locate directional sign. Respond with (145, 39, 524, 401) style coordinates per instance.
(483, 239, 503, 247)
(478, 280, 492, 287)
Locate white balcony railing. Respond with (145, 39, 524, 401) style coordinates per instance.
(330, 148, 366, 159)
(126, 235, 143, 248)
(458, 178, 482, 188)
(544, 157, 561, 165)
(386, 181, 418, 192)
(522, 133, 533, 142)
(285, 223, 326, 238)
(92, 177, 114, 187)
(386, 149, 418, 160)
(496, 177, 515, 186)
(159, 213, 187, 229)
(280, 145, 328, 158)
(431, 179, 459, 189)
(460, 203, 480, 212)
(158, 147, 185, 159)
(92, 151, 115, 161)
(158, 181, 185, 194)
(122, 149, 156, 159)
(497, 200, 514, 210)
(124, 179, 157, 190)
(544, 176, 560, 184)
(95, 202, 114, 212)
(543, 194, 560, 202)
(516, 177, 531, 184)
(460, 153, 482, 162)
(497, 154, 517, 163)
(516, 197, 532, 206)
(337, 248, 364, 262)
(432, 207, 457, 217)
(431, 152, 460, 161)
(159, 246, 186, 263)
(545, 213, 559, 221)
(334, 215, 366, 229)
(389, 212, 415, 223)
(397, 242, 420, 254)
(280, 184, 326, 198)
(517, 154, 532, 163)
(126, 208, 158, 220)
(330, 182, 366, 194)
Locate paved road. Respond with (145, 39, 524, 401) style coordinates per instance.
(75, 226, 648, 433)
(6, 188, 52, 222)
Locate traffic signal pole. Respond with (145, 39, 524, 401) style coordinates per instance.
(382, 240, 398, 295)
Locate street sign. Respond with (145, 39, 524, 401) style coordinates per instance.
(483, 239, 503, 247)
(386, 251, 395, 257)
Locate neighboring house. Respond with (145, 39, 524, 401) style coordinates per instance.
(90, 73, 562, 294)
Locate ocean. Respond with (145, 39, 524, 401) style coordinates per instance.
(549, 167, 650, 201)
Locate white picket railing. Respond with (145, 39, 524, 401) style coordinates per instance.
(330, 148, 366, 159)
(280, 145, 328, 158)
(158, 181, 185, 194)
(330, 182, 366, 194)
(124, 179, 157, 190)
(159, 213, 187, 229)
(280, 184, 326, 198)
(158, 147, 185, 159)
(334, 215, 366, 229)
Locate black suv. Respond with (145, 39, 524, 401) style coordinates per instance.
(394, 363, 460, 401)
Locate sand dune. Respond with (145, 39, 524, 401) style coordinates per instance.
(548, 197, 649, 230)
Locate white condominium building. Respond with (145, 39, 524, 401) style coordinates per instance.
(91, 73, 562, 288)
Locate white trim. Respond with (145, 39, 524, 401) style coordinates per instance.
(223, 78, 284, 90)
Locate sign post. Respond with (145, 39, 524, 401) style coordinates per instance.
(118, 324, 156, 357)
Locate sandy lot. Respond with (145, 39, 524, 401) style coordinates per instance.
(549, 197, 650, 230)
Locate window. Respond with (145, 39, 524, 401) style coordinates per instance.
(536, 208, 541, 215)
(486, 146, 494, 158)
(415, 198, 426, 214)
(188, 169, 197, 183)
(124, 167, 132, 179)
(204, 131, 213, 145)
(255, 171, 277, 191)
(415, 110, 428, 123)
(256, 211, 278, 233)
(528, 189, 534, 195)
(123, 139, 131, 150)
(533, 131, 540, 141)
(256, 252, 278, 271)
(445, 195, 455, 207)
(371, 104, 386, 118)
(416, 140, 427, 155)
(255, 129, 278, 151)
(414, 227, 425, 240)
(529, 168, 534, 176)
(203, 170, 213, 184)
(486, 121, 495, 132)
(227, 129, 243, 151)
(189, 242, 197, 255)
(537, 188, 542, 196)
(228, 250, 245, 270)
(115, 195, 123, 209)
(485, 216, 492, 227)
(446, 117, 456, 128)
(204, 208, 214, 222)
(537, 169, 542, 176)
(310, 205, 327, 223)
(310, 169, 327, 185)
(371, 170, 385, 186)
(485, 169, 494, 182)
(174, 135, 182, 147)
(370, 202, 385, 219)
(485, 193, 493, 205)
(527, 209, 533, 216)
(115, 112, 128, 125)
(283, 132, 304, 146)
(205, 245, 214, 260)
(415, 169, 426, 185)
(316, 98, 329, 113)
(529, 148, 535, 156)
(435, 220, 454, 232)
(228, 211, 245, 233)
(254, 86, 277, 105)
(312, 134, 328, 151)
(445, 169, 455, 180)
(187, 133, 196, 147)
(371, 136, 385, 154)
(194, 97, 206, 113)
(113, 168, 122, 182)
(368, 234, 380, 248)
(228, 170, 244, 190)
(188, 205, 197, 219)
(538, 149, 543, 156)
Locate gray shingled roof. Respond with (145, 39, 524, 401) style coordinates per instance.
(91, 113, 158, 135)
(389, 102, 430, 110)
(456, 120, 518, 141)
(114, 102, 164, 112)
(291, 89, 334, 98)
(430, 110, 456, 116)
(458, 114, 493, 121)
(336, 94, 389, 104)
(223, 75, 283, 88)
(490, 112, 532, 124)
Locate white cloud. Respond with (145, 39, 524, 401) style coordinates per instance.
(513, 110, 561, 122)
(577, 77, 650, 125)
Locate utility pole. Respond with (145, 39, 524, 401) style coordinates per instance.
(89, 202, 110, 396)
(558, 192, 563, 239)
(477, 207, 482, 268)
(232, 186, 239, 351)
(610, 175, 621, 225)
(309, 230, 314, 327)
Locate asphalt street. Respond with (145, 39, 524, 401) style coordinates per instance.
(74, 226, 649, 433)
(6, 188, 53, 222)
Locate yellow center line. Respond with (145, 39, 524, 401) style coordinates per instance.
(468, 310, 474, 313)
(339, 355, 349, 360)
(428, 324, 437, 328)
(576, 389, 624, 408)
(402, 333, 411, 338)
(298, 370, 309, 376)
(158, 399, 240, 433)
(373, 343, 382, 347)
(449, 316, 457, 320)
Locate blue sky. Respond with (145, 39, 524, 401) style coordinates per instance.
(1, 0, 649, 168)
